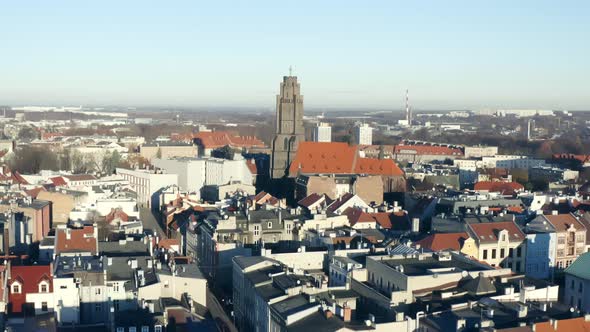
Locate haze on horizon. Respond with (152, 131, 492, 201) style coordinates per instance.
(1, 1, 589, 110)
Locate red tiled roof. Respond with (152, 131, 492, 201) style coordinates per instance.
(474, 181, 524, 195)
(288, 142, 404, 176)
(534, 317, 590, 332)
(64, 174, 97, 181)
(368, 212, 394, 229)
(298, 193, 324, 208)
(394, 144, 463, 156)
(343, 207, 375, 225)
(106, 209, 129, 223)
(193, 131, 265, 149)
(552, 153, 590, 163)
(326, 193, 356, 213)
(468, 221, 524, 243)
(11, 171, 29, 185)
(50, 176, 67, 187)
(544, 213, 586, 232)
(158, 238, 180, 251)
(416, 232, 469, 251)
(246, 159, 257, 175)
(25, 187, 46, 198)
(55, 226, 98, 255)
(9, 265, 52, 313)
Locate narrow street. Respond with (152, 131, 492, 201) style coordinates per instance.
(139, 207, 166, 238)
(206, 288, 238, 332)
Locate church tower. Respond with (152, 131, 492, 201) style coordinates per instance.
(270, 72, 305, 179)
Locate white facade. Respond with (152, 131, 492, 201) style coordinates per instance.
(354, 123, 373, 145)
(464, 146, 498, 158)
(116, 168, 178, 207)
(152, 157, 254, 193)
(481, 155, 547, 169)
(311, 122, 332, 142)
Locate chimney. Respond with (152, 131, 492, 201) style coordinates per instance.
(412, 218, 420, 233)
(343, 307, 352, 322)
(66, 229, 71, 240)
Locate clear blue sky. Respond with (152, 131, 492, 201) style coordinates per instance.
(1, 1, 588, 110)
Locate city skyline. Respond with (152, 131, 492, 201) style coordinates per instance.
(1, 1, 589, 110)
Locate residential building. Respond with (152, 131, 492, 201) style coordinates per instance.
(542, 213, 587, 270)
(564, 252, 590, 312)
(481, 155, 547, 169)
(139, 142, 198, 161)
(464, 145, 498, 158)
(529, 166, 579, 183)
(524, 215, 557, 279)
(54, 224, 98, 256)
(466, 221, 526, 272)
(354, 123, 372, 145)
(8, 265, 53, 315)
(116, 168, 178, 207)
(311, 122, 331, 142)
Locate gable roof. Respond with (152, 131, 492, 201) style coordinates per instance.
(544, 213, 586, 232)
(50, 176, 67, 187)
(298, 193, 325, 209)
(193, 131, 265, 149)
(288, 142, 403, 177)
(415, 232, 470, 251)
(55, 226, 98, 255)
(9, 265, 52, 294)
(468, 221, 524, 244)
(534, 317, 590, 332)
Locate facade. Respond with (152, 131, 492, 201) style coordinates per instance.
(354, 123, 372, 145)
(466, 221, 526, 272)
(270, 75, 305, 179)
(8, 265, 53, 315)
(524, 215, 557, 279)
(564, 252, 590, 312)
(152, 156, 254, 193)
(139, 142, 198, 161)
(311, 122, 331, 142)
(116, 168, 178, 207)
(529, 166, 579, 182)
(542, 213, 587, 270)
(481, 155, 547, 169)
(464, 145, 498, 158)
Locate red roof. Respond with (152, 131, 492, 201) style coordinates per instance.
(9, 265, 52, 313)
(246, 159, 257, 175)
(158, 238, 180, 251)
(50, 176, 67, 187)
(394, 144, 463, 156)
(468, 221, 524, 243)
(25, 186, 46, 198)
(534, 317, 590, 332)
(298, 193, 325, 208)
(193, 131, 265, 149)
(552, 153, 590, 163)
(416, 232, 469, 251)
(11, 171, 29, 185)
(544, 213, 586, 232)
(474, 181, 524, 195)
(288, 142, 403, 176)
(55, 226, 98, 255)
(106, 209, 129, 223)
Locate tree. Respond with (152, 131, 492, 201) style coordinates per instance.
(17, 127, 38, 141)
(101, 150, 122, 175)
(211, 145, 235, 160)
(10, 146, 59, 173)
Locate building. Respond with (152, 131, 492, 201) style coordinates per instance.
(524, 215, 557, 279)
(270, 74, 305, 179)
(529, 166, 579, 183)
(192, 131, 265, 156)
(116, 168, 178, 207)
(8, 265, 53, 315)
(152, 156, 255, 193)
(354, 123, 372, 145)
(139, 142, 198, 161)
(466, 221, 526, 272)
(564, 252, 590, 312)
(464, 146, 498, 158)
(481, 155, 547, 169)
(393, 144, 464, 163)
(541, 213, 587, 270)
(54, 224, 98, 256)
(311, 122, 331, 142)
(473, 181, 524, 195)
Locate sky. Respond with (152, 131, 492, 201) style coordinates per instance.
(0, 1, 589, 110)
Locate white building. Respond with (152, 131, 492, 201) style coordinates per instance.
(152, 156, 255, 193)
(354, 123, 373, 145)
(311, 122, 332, 142)
(116, 168, 178, 207)
(481, 155, 547, 169)
(464, 146, 498, 158)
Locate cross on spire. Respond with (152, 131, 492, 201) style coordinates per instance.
(289, 65, 293, 76)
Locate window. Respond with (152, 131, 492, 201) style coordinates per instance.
(142, 327, 149, 332)
(483, 250, 488, 260)
(509, 248, 514, 257)
(12, 284, 21, 294)
(492, 249, 497, 259)
(113, 283, 120, 292)
(39, 282, 48, 293)
(129, 328, 137, 332)
(500, 249, 505, 258)
(114, 300, 120, 311)
(558, 236, 565, 244)
(516, 247, 522, 257)
(571, 279, 575, 290)
(268, 222, 272, 228)
(155, 325, 162, 332)
(95, 303, 102, 312)
(42, 302, 48, 311)
(116, 328, 124, 332)
(580, 282, 584, 292)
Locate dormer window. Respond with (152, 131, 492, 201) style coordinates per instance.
(12, 283, 21, 294)
(39, 281, 48, 293)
